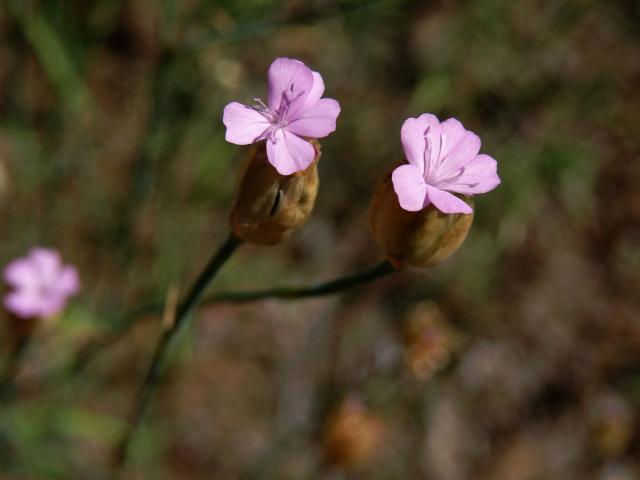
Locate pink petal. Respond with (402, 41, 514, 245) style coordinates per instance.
(438, 154, 501, 195)
(300, 71, 325, 110)
(58, 266, 80, 296)
(30, 248, 62, 283)
(436, 118, 481, 176)
(392, 164, 428, 212)
(400, 114, 442, 174)
(223, 102, 271, 145)
(266, 129, 316, 175)
(286, 98, 340, 138)
(3, 259, 38, 289)
(8, 287, 68, 318)
(426, 185, 473, 214)
(4, 291, 42, 319)
(267, 58, 314, 118)
(37, 295, 67, 318)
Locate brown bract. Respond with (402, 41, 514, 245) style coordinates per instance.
(229, 141, 320, 245)
(368, 168, 474, 268)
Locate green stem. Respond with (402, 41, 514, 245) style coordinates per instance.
(114, 234, 242, 467)
(207, 260, 395, 303)
(70, 261, 396, 379)
(19, 260, 396, 409)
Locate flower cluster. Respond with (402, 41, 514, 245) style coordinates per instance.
(0, 57, 503, 465)
(223, 57, 501, 265)
(2, 57, 501, 333)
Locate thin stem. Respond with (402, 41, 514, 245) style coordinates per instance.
(114, 234, 242, 467)
(206, 260, 396, 304)
(70, 261, 397, 379)
(17, 260, 397, 406)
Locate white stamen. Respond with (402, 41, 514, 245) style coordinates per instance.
(248, 98, 276, 122)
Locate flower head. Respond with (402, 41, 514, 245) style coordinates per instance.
(392, 114, 500, 214)
(3, 247, 80, 319)
(223, 57, 341, 175)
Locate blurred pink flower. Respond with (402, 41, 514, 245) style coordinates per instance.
(223, 57, 341, 175)
(3, 247, 80, 319)
(392, 114, 500, 214)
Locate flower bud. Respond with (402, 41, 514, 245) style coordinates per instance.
(368, 169, 474, 268)
(229, 141, 320, 245)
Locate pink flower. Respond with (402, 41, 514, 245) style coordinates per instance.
(392, 114, 501, 214)
(3, 248, 80, 319)
(223, 57, 341, 175)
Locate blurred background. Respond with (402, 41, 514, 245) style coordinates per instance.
(1, 0, 639, 478)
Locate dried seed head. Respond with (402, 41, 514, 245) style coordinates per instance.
(368, 168, 473, 268)
(229, 141, 320, 245)
(323, 398, 386, 470)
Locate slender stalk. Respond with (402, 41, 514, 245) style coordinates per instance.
(72, 261, 397, 379)
(207, 260, 395, 304)
(114, 234, 242, 467)
(19, 260, 397, 406)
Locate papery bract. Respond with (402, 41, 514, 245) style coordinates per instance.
(229, 141, 320, 245)
(3, 247, 80, 319)
(369, 171, 474, 268)
(223, 57, 341, 175)
(392, 114, 500, 214)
